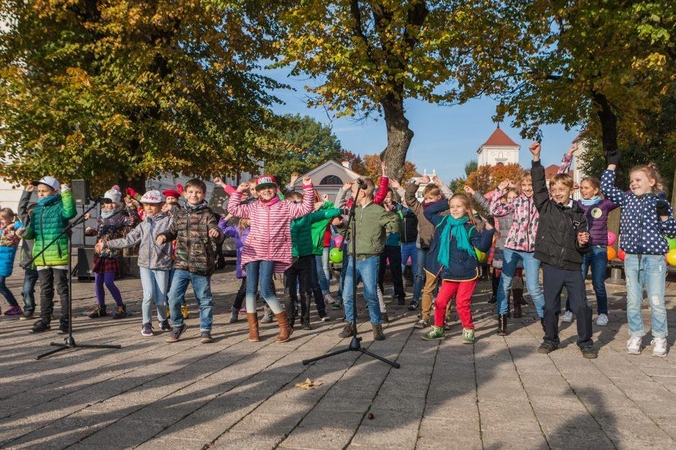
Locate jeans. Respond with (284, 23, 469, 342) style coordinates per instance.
(400, 242, 418, 300)
(168, 269, 213, 332)
(343, 255, 381, 324)
(37, 267, 69, 324)
(169, 268, 187, 307)
(497, 249, 544, 317)
(139, 267, 170, 326)
(246, 261, 283, 314)
(316, 250, 330, 294)
(0, 275, 20, 308)
(624, 254, 668, 338)
(310, 259, 327, 316)
(22, 268, 39, 312)
(337, 242, 349, 300)
(578, 245, 609, 315)
(413, 248, 427, 303)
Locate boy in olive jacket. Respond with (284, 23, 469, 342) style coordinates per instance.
(339, 178, 400, 341)
(22, 177, 77, 334)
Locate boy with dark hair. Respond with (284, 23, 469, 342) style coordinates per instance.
(157, 178, 224, 343)
(339, 177, 401, 341)
(22, 177, 77, 334)
(530, 143, 596, 359)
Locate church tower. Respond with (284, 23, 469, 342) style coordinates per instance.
(476, 127, 520, 166)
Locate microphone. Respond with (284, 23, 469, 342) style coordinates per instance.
(356, 178, 367, 190)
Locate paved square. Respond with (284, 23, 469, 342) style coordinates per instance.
(1, 267, 675, 449)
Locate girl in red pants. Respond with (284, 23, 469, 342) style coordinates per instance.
(422, 193, 494, 343)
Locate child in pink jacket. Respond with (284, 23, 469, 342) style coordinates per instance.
(227, 174, 314, 343)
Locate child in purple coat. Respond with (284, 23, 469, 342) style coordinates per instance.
(219, 215, 250, 323)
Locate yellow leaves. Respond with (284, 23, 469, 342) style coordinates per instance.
(65, 67, 92, 89)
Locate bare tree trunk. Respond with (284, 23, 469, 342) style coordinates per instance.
(593, 92, 618, 156)
(381, 97, 413, 181)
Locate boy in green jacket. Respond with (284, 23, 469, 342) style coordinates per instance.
(22, 177, 77, 334)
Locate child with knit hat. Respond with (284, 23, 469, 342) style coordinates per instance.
(21, 177, 77, 334)
(97, 190, 174, 336)
(84, 186, 140, 320)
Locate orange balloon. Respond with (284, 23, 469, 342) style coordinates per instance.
(667, 249, 676, 266)
(607, 246, 616, 261)
(618, 249, 626, 261)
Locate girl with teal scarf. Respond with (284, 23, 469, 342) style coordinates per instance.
(422, 193, 494, 344)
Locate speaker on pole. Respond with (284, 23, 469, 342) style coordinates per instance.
(71, 179, 90, 205)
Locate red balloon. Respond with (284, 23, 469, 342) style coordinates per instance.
(618, 249, 626, 261)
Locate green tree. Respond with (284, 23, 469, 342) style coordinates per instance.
(0, 0, 284, 193)
(264, 114, 343, 186)
(492, 1, 675, 161)
(464, 160, 478, 177)
(277, 1, 519, 181)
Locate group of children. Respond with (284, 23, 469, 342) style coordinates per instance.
(0, 143, 672, 357)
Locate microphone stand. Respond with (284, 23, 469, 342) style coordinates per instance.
(22, 197, 122, 360)
(302, 183, 400, 368)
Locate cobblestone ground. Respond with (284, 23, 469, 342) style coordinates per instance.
(0, 262, 675, 450)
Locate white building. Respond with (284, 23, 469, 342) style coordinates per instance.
(290, 160, 362, 200)
(476, 127, 520, 166)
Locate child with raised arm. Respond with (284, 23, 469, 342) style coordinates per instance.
(0, 208, 23, 316)
(602, 151, 675, 357)
(23, 177, 76, 334)
(530, 142, 596, 359)
(227, 174, 314, 342)
(98, 191, 173, 336)
(422, 193, 494, 343)
(157, 178, 224, 344)
(338, 177, 401, 341)
(490, 169, 545, 334)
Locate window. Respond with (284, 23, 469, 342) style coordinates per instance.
(320, 175, 343, 185)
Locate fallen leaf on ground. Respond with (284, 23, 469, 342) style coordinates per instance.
(295, 378, 323, 390)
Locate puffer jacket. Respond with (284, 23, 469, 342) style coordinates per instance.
(405, 182, 446, 249)
(221, 223, 249, 279)
(85, 209, 140, 258)
(490, 190, 539, 252)
(424, 200, 494, 281)
(160, 204, 224, 276)
(227, 185, 314, 273)
(23, 190, 77, 266)
(106, 213, 173, 270)
(532, 160, 589, 270)
(601, 170, 676, 254)
(17, 189, 35, 269)
(293, 208, 342, 258)
(310, 203, 341, 256)
(0, 221, 22, 277)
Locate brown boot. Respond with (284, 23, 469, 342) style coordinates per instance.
(512, 289, 523, 318)
(246, 313, 260, 342)
(275, 312, 293, 343)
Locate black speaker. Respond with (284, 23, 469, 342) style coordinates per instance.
(71, 179, 90, 204)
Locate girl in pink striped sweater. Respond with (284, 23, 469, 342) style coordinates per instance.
(227, 174, 314, 342)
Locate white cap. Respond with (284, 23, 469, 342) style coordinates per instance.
(104, 187, 122, 204)
(140, 190, 164, 204)
(33, 176, 60, 192)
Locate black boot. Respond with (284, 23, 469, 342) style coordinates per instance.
(540, 318, 546, 333)
(512, 289, 523, 318)
(497, 314, 508, 336)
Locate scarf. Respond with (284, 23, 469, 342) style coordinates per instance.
(262, 196, 280, 207)
(437, 216, 475, 268)
(100, 207, 121, 219)
(580, 196, 601, 207)
(37, 194, 60, 206)
(185, 200, 208, 212)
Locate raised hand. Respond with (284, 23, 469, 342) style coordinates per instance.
(302, 176, 312, 186)
(529, 142, 541, 159)
(498, 180, 511, 191)
(237, 182, 250, 193)
(464, 186, 475, 196)
(389, 179, 401, 189)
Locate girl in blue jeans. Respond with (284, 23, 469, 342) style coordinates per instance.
(563, 176, 617, 326)
(601, 154, 676, 357)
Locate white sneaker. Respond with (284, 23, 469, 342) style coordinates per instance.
(626, 336, 643, 355)
(651, 337, 668, 357)
(595, 314, 609, 326)
(323, 293, 335, 305)
(561, 311, 574, 323)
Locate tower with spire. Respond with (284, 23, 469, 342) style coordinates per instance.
(476, 126, 520, 166)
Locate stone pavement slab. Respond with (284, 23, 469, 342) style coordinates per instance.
(0, 265, 675, 449)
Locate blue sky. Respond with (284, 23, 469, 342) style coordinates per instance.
(268, 71, 581, 181)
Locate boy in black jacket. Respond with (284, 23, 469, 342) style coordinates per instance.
(531, 142, 596, 359)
